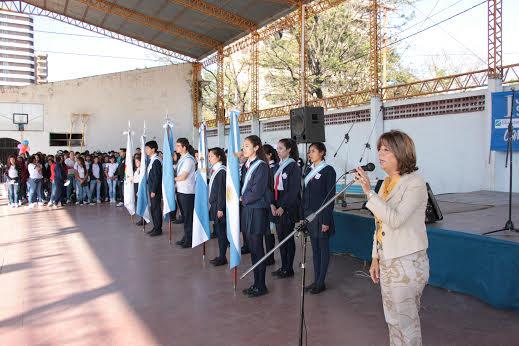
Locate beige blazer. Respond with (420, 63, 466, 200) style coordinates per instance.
(366, 172, 428, 260)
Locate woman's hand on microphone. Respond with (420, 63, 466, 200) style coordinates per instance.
(355, 167, 371, 195)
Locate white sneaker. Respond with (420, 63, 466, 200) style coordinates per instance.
(110, 200, 115, 204)
(75, 202, 80, 205)
(28, 203, 35, 209)
(38, 202, 45, 206)
(116, 202, 124, 207)
(48, 202, 54, 207)
(97, 199, 101, 203)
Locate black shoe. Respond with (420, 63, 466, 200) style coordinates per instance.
(241, 247, 250, 255)
(242, 285, 255, 295)
(310, 284, 326, 295)
(212, 258, 228, 266)
(146, 228, 156, 234)
(248, 287, 269, 298)
(304, 283, 316, 292)
(181, 242, 192, 248)
(276, 269, 294, 279)
(176, 239, 186, 246)
(209, 257, 219, 264)
(148, 231, 163, 237)
(271, 268, 283, 277)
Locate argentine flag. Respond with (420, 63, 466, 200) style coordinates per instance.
(136, 126, 150, 223)
(123, 123, 136, 215)
(162, 122, 176, 219)
(192, 124, 211, 248)
(226, 110, 241, 269)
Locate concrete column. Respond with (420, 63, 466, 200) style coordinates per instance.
(251, 118, 260, 136)
(369, 96, 384, 180)
(217, 122, 225, 147)
(485, 78, 503, 190)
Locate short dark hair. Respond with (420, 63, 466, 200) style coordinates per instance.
(377, 130, 418, 175)
(145, 140, 158, 151)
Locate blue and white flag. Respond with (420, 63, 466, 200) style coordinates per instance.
(136, 122, 150, 223)
(123, 122, 135, 215)
(162, 122, 176, 219)
(226, 110, 241, 269)
(192, 124, 211, 248)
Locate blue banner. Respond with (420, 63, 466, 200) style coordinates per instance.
(491, 91, 519, 151)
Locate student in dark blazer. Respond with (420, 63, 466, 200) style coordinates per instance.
(302, 142, 336, 294)
(146, 141, 163, 236)
(263, 144, 279, 266)
(241, 135, 271, 298)
(239, 153, 250, 254)
(271, 138, 301, 279)
(208, 147, 228, 266)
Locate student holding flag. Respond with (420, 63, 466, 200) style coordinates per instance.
(271, 138, 301, 279)
(241, 135, 271, 298)
(145, 140, 163, 237)
(208, 147, 227, 266)
(174, 138, 196, 248)
(302, 142, 336, 294)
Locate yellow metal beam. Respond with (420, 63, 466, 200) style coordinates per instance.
(251, 32, 259, 118)
(216, 48, 225, 124)
(71, 0, 222, 48)
(170, 0, 257, 31)
(192, 62, 202, 127)
(369, 0, 380, 96)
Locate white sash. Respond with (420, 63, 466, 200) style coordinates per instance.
(177, 153, 195, 173)
(241, 160, 263, 194)
(274, 158, 295, 180)
(304, 161, 328, 186)
(147, 154, 158, 174)
(208, 163, 226, 197)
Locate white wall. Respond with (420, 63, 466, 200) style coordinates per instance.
(0, 63, 193, 153)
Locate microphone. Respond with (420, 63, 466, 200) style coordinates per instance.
(346, 162, 375, 174)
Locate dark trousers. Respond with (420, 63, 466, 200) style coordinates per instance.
(215, 220, 228, 260)
(310, 236, 330, 287)
(117, 180, 124, 202)
(264, 233, 275, 263)
(277, 219, 296, 272)
(240, 207, 249, 251)
(178, 193, 195, 244)
(248, 232, 266, 290)
(150, 193, 162, 232)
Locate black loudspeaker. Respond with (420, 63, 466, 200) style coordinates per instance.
(366, 180, 443, 224)
(290, 106, 325, 143)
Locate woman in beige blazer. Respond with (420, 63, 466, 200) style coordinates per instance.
(356, 130, 429, 346)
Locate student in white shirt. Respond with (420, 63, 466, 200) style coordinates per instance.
(105, 155, 119, 203)
(27, 155, 44, 207)
(174, 138, 196, 248)
(6, 155, 20, 207)
(64, 152, 76, 204)
(74, 157, 88, 205)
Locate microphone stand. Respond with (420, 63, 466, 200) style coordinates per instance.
(241, 178, 357, 346)
(333, 123, 354, 208)
(484, 90, 517, 235)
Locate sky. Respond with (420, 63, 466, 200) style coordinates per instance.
(29, 0, 519, 82)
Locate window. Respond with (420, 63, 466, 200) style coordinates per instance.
(49, 133, 83, 147)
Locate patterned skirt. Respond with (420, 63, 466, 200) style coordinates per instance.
(378, 249, 429, 346)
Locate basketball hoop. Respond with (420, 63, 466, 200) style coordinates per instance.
(13, 113, 28, 131)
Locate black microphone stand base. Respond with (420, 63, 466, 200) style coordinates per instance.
(298, 227, 309, 346)
(484, 220, 517, 235)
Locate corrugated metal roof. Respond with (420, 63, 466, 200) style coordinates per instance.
(23, 0, 304, 61)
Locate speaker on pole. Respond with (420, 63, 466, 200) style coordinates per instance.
(290, 106, 325, 143)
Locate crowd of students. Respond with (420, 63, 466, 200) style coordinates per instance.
(2, 148, 165, 208)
